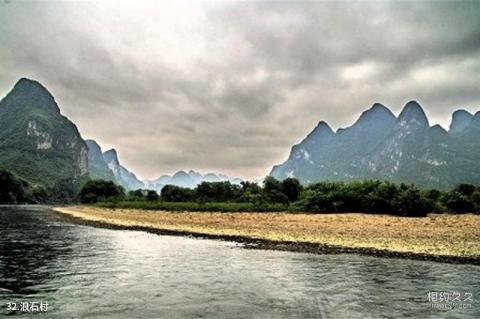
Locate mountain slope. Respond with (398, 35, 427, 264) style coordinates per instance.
(449, 109, 473, 134)
(85, 139, 116, 182)
(102, 149, 144, 190)
(271, 103, 397, 183)
(271, 101, 480, 188)
(0, 78, 88, 193)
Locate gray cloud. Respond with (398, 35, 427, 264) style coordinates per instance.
(1, 0, 479, 179)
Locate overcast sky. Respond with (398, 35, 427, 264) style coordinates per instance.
(1, 0, 479, 180)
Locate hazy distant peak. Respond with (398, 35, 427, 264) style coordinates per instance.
(297, 121, 334, 148)
(204, 173, 218, 177)
(172, 170, 189, 177)
(370, 103, 395, 116)
(471, 111, 480, 126)
(149, 170, 242, 190)
(453, 109, 473, 117)
(307, 121, 334, 137)
(401, 100, 424, 113)
(449, 109, 473, 134)
(103, 148, 118, 156)
(86, 139, 101, 148)
(356, 102, 396, 123)
(398, 100, 429, 126)
(203, 173, 221, 182)
(152, 174, 171, 184)
(188, 169, 203, 181)
(85, 139, 102, 153)
(316, 120, 332, 130)
(371, 102, 390, 112)
(103, 149, 120, 165)
(430, 124, 448, 134)
(334, 102, 396, 136)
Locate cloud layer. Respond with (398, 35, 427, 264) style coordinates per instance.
(1, 0, 479, 179)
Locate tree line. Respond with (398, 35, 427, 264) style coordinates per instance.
(0, 169, 85, 204)
(78, 176, 480, 217)
(1, 167, 478, 216)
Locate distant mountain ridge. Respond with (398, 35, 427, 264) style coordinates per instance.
(271, 101, 480, 188)
(144, 170, 242, 191)
(86, 140, 243, 191)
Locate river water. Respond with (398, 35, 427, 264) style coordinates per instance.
(0, 206, 478, 318)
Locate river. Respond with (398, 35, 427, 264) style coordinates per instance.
(0, 206, 478, 318)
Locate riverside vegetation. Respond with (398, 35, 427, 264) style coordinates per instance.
(56, 177, 480, 261)
(3, 166, 479, 217)
(77, 176, 480, 217)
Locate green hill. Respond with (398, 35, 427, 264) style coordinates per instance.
(0, 78, 88, 197)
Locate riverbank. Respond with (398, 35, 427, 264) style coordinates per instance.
(53, 206, 480, 264)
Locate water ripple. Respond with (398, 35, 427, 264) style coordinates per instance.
(0, 206, 478, 318)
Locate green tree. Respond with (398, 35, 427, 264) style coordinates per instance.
(421, 189, 446, 213)
(49, 178, 76, 203)
(296, 189, 333, 212)
(127, 189, 146, 201)
(262, 176, 288, 203)
(364, 181, 398, 213)
(146, 190, 159, 201)
(161, 185, 193, 202)
(195, 181, 239, 202)
(471, 190, 480, 214)
(238, 181, 262, 203)
(281, 178, 302, 202)
(79, 179, 125, 203)
(454, 184, 476, 197)
(442, 191, 474, 213)
(0, 169, 26, 204)
(393, 185, 431, 217)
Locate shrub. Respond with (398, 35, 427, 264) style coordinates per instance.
(281, 178, 302, 202)
(195, 181, 239, 202)
(472, 190, 480, 214)
(442, 191, 474, 214)
(79, 179, 125, 203)
(454, 184, 476, 197)
(393, 185, 431, 217)
(363, 182, 397, 213)
(0, 169, 26, 204)
(238, 181, 262, 203)
(161, 185, 193, 202)
(127, 189, 146, 201)
(146, 190, 159, 201)
(263, 176, 289, 203)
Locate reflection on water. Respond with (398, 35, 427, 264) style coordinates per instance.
(0, 206, 479, 318)
(0, 206, 76, 295)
